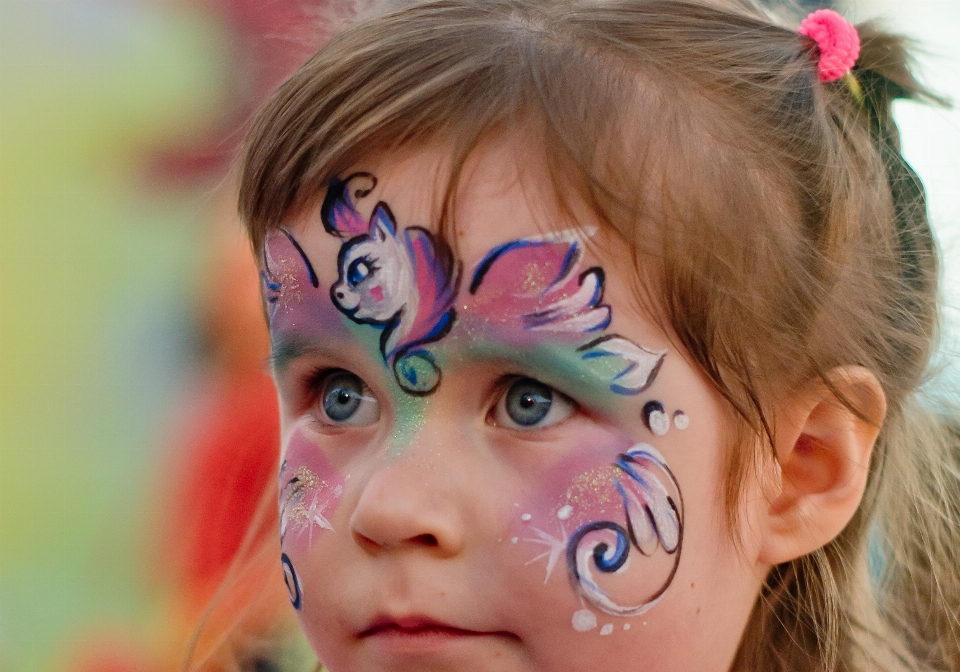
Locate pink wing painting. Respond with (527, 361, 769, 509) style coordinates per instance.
(466, 232, 611, 334)
(260, 228, 320, 328)
(466, 232, 665, 394)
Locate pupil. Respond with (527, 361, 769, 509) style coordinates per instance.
(505, 379, 553, 427)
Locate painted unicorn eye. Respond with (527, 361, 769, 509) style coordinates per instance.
(318, 372, 380, 425)
(493, 378, 575, 430)
(346, 258, 372, 287)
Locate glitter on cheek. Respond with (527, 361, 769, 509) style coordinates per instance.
(278, 426, 348, 556)
(508, 437, 633, 586)
(509, 433, 685, 622)
(562, 465, 622, 521)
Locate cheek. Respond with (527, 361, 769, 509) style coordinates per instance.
(505, 428, 685, 635)
(277, 426, 348, 611)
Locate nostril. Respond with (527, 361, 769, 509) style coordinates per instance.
(413, 533, 439, 547)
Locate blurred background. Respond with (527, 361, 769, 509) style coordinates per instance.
(0, 1, 957, 672)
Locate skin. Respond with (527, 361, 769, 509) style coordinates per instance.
(266, 135, 776, 672)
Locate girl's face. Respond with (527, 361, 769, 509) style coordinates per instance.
(263, 138, 769, 672)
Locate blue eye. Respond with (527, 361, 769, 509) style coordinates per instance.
(319, 372, 380, 425)
(493, 378, 574, 430)
(346, 258, 372, 287)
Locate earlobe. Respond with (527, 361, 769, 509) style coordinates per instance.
(757, 366, 887, 566)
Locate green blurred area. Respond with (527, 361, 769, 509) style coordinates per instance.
(0, 2, 957, 672)
(1, 2, 230, 669)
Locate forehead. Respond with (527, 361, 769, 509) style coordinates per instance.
(286, 134, 607, 263)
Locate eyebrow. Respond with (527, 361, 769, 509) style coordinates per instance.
(270, 336, 342, 374)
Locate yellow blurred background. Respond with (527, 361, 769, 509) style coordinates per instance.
(0, 1, 957, 672)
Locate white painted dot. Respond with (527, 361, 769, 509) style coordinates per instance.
(557, 505, 574, 520)
(521, 513, 532, 522)
(599, 624, 614, 636)
(511, 536, 519, 544)
(572, 609, 597, 632)
(674, 412, 689, 430)
(513, 502, 520, 507)
(643, 621, 647, 626)
(649, 410, 670, 436)
(623, 623, 631, 631)
(497, 538, 502, 543)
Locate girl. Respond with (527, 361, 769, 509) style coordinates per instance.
(192, 1, 960, 670)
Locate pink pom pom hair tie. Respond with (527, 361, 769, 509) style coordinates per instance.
(797, 8, 861, 84)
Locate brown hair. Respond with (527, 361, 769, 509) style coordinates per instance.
(233, 1, 960, 670)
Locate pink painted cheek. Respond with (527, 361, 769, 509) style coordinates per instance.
(277, 426, 347, 611)
(507, 434, 685, 630)
(506, 435, 632, 577)
(369, 285, 384, 302)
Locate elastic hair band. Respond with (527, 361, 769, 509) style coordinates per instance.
(798, 9, 863, 100)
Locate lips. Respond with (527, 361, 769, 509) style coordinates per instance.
(359, 615, 520, 649)
(360, 615, 486, 639)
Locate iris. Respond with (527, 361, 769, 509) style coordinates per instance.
(504, 378, 554, 426)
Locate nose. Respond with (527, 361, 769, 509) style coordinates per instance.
(332, 282, 357, 309)
(349, 434, 467, 557)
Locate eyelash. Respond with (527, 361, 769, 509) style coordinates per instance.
(303, 366, 335, 403)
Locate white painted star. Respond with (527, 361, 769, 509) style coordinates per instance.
(524, 525, 568, 584)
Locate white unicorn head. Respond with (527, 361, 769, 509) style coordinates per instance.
(331, 205, 418, 328)
(322, 174, 459, 395)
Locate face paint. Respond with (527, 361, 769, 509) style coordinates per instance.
(460, 230, 666, 397)
(261, 147, 766, 672)
(309, 173, 667, 403)
(278, 426, 347, 553)
(642, 400, 670, 436)
(261, 228, 355, 346)
(281, 552, 303, 610)
(567, 444, 683, 617)
(510, 432, 684, 627)
(265, 171, 687, 643)
(322, 174, 459, 395)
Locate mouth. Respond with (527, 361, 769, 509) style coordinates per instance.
(359, 616, 519, 650)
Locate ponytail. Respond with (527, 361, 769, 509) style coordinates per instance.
(875, 401, 960, 672)
(828, 24, 960, 672)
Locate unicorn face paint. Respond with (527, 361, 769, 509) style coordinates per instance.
(262, 139, 771, 672)
(322, 174, 458, 395)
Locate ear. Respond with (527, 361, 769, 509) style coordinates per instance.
(757, 366, 887, 566)
(369, 204, 396, 242)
